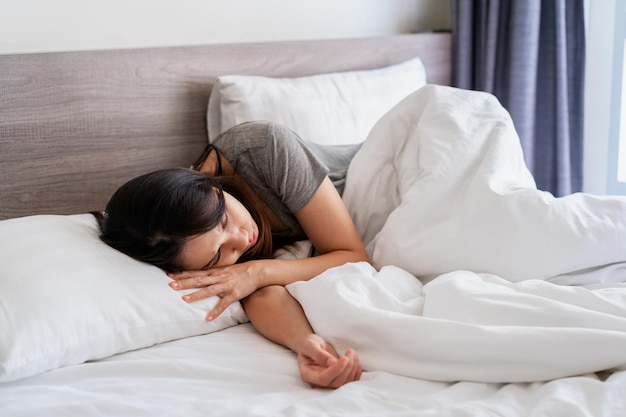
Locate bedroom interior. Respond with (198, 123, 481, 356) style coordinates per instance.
(2, 1, 626, 416)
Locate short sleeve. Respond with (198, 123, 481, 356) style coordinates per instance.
(213, 122, 328, 238)
(264, 123, 328, 212)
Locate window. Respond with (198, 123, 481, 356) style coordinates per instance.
(607, 0, 626, 194)
(617, 40, 626, 183)
(584, 0, 626, 195)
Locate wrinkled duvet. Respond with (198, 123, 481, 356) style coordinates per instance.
(289, 85, 626, 383)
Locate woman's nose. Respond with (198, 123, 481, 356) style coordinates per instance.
(226, 227, 248, 254)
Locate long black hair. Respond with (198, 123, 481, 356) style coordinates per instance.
(94, 168, 280, 272)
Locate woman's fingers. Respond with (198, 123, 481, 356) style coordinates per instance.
(340, 350, 362, 384)
(168, 263, 260, 320)
(180, 284, 224, 303)
(174, 281, 243, 321)
(302, 340, 336, 366)
(300, 356, 345, 388)
(171, 282, 237, 321)
(323, 351, 361, 388)
(315, 356, 350, 388)
(205, 296, 237, 321)
(296, 335, 362, 389)
(169, 271, 232, 290)
(300, 348, 362, 388)
(168, 269, 215, 279)
(168, 272, 223, 290)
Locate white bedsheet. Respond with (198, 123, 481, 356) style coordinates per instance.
(3, 324, 626, 417)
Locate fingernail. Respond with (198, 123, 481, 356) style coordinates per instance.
(169, 282, 178, 288)
(182, 295, 190, 302)
(206, 315, 214, 321)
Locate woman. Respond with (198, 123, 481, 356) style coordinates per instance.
(96, 121, 369, 388)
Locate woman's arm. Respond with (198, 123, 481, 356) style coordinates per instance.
(242, 285, 361, 388)
(177, 157, 367, 388)
(170, 176, 370, 320)
(256, 176, 370, 285)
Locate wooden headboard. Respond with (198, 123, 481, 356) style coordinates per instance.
(0, 33, 451, 220)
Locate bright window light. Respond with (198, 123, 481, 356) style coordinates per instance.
(617, 40, 626, 182)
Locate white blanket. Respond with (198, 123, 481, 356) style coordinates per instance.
(288, 85, 626, 382)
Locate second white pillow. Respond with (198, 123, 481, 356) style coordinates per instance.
(207, 58, 427, 146)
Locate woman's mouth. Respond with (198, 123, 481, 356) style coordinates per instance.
(249, 229, 258, 250)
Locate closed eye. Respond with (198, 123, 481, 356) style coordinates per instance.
(204, 249, 221, 270)
(201, 213, 227, 270)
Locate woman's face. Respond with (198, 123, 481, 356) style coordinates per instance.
(178, 192, 259, 270)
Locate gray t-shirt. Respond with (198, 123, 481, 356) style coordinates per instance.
(213, 121, 361, 240)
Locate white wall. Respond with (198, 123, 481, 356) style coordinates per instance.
(0, 0, 451, 55)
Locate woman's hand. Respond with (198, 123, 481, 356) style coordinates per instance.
(242, 285, 361, 389)
(297, 334, 362, 389)
(168, 260, 264, 321)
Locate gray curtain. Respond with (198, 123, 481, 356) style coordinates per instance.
(451, 0, 585, 196)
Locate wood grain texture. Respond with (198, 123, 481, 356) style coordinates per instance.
(0, 33, 451, 220)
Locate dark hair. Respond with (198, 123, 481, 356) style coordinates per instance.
(94, 168, 279, 272)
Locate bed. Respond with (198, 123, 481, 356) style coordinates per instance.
(2, 33, 626, 416)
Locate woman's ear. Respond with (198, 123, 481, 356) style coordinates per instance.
(192, 145, 234, 176)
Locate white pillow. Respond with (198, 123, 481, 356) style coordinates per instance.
(0, 214, 248, 382)
(207, 58, 427, 146)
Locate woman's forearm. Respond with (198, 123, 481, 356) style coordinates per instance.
(168, 250, 368, 321)
(253, 249, 369, 289)
(241, 285, 314, 352)
(242, 284, 363, 388)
